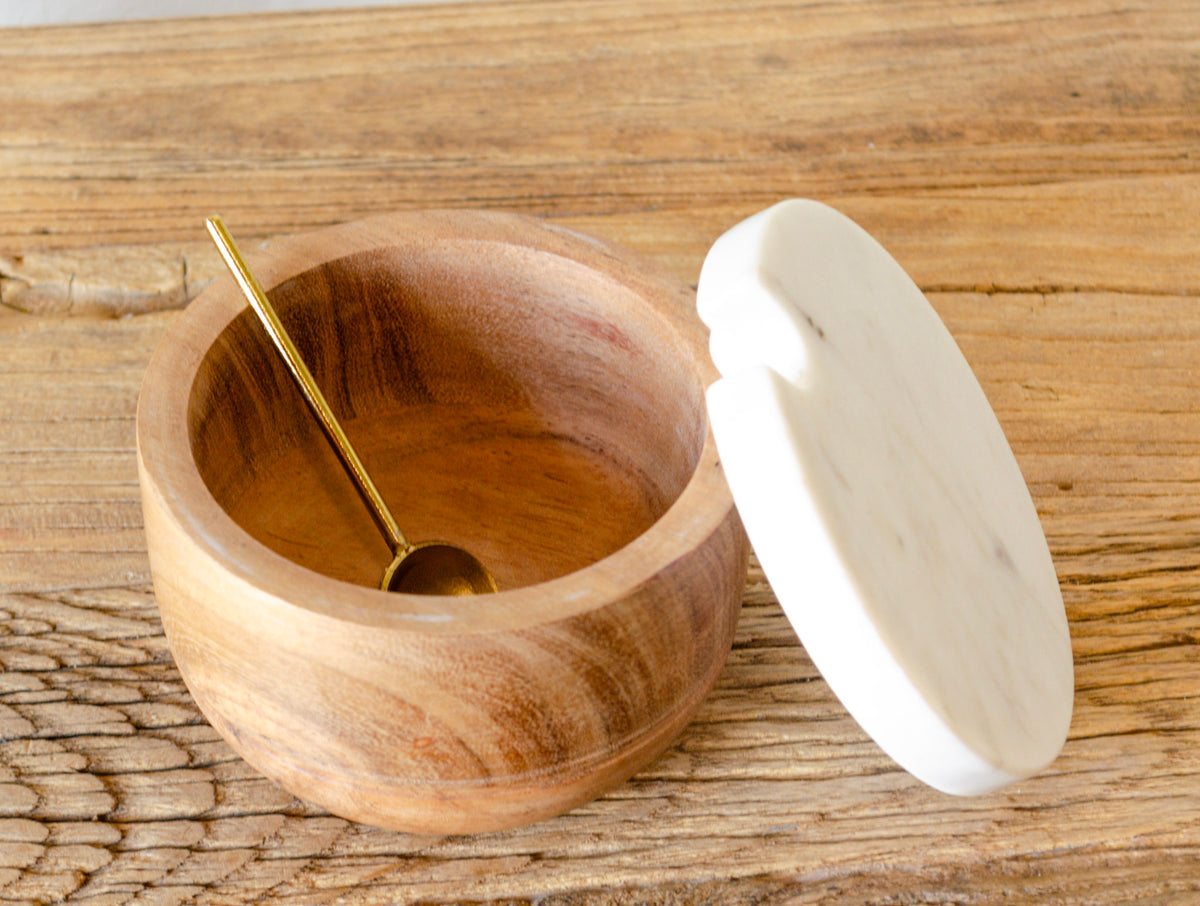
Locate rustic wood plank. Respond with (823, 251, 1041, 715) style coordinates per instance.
(1, 0, 1199, 902)
(0, 0, 1196, 268)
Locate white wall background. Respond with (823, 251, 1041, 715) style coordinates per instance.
(0, 2, 441, 27)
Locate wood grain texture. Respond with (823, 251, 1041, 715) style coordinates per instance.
(2, 0, 1199, 902)
(137, 209, 748, 834)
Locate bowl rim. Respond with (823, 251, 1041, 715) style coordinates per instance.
(136, 209, 736, 635)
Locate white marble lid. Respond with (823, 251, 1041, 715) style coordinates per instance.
(698, 199, 1074, 795)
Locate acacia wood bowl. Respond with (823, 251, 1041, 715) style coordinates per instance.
(136, 210, 749, 834)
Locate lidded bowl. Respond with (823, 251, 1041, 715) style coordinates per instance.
(136, 210, 750, 833)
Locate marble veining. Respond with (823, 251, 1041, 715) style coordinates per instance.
(698, 199, 1074, 794)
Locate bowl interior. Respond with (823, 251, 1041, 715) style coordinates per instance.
(187, 241, 706, 591)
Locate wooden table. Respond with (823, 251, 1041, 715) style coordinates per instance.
(2, 2, 1198, 902)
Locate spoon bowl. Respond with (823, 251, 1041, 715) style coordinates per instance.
(383, 543, 498, 595)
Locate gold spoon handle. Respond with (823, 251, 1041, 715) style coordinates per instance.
(206, 215, 411, 557)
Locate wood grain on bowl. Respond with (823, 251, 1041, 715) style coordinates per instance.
(135, 210, 750, 833)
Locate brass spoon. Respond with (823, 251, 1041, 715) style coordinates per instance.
(206, 215, 497, 596)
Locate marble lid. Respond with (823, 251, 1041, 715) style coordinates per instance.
(697, 199, 1074, 794)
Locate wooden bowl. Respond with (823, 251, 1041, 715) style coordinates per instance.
(136, 210, 749, 834)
